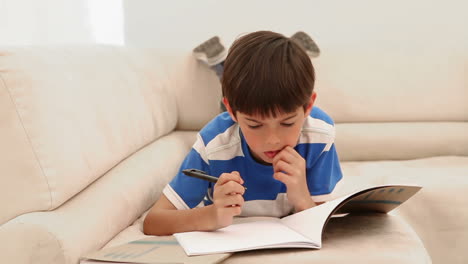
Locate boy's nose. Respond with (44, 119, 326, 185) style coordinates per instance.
(266, 131, 281, 146)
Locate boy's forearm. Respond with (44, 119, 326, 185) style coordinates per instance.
(143, 205, 216, 236)
(294, 196, 317, 213)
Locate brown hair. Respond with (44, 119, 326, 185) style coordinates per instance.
(222, 31, 315, 118)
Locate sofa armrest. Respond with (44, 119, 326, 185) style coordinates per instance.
(0, 131, 196, 264)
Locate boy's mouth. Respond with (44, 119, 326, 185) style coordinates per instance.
(264, 150, 280, 159)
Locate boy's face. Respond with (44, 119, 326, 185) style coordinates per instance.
(224, 94, 316, 164)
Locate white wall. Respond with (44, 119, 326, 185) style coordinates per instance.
(123, 0, 468, 55)
(1, 0, 467, 54)
(121, 0, 468, 125)
(0, 0, 124, 45)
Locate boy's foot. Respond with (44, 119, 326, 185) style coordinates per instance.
(193, 36, 227, 66)
(291, 31, 320, 58)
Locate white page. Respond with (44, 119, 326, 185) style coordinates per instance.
(281, 195, 349, 247)
(174, 219, 316, 256)
(279, 184, 420, 245)
(175, 184, 421, 256)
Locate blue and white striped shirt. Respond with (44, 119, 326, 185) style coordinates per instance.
(163, 107, 343, 217)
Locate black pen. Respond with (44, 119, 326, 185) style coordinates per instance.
(182, 169, 247, 190)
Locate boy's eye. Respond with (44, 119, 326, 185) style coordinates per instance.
(248, 124, 262, 129)
(281, 123, 295, 127)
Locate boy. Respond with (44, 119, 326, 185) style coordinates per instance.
(143, 31, 343, 236)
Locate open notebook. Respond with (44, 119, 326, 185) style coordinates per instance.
(174, 184, 421, 256)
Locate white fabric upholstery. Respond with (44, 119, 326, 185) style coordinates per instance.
(314, 49, 468, 123)
(0, 43, 466, 264)
(0, 46, 177, 224)
(226, 214, 431, 264)
(91, 212, 431, 264)
(339, 156, 468, 264)
(335, 122, 468, 161)
(97, 156, 467, 264)
(167, 52, 224, 131)
(0, 131, 196, 264)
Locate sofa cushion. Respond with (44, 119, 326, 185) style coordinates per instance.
(95, 156, 468, 264)
(94, 213, 430, 264)
(0, 46, 177, 224)
(335, 122, 468, 161)
(0, 131, 197, 264)
(168, 48, 468, 134)
(225, 214, 430, 264)
(166, 52, 225, 131)
(169, 48, 468, 126)
(314, 49, 468, 123)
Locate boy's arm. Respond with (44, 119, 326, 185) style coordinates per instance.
(273, 144, 341, 212)
(272, 146, 317, 212)
(143, 194, 217, 236)
(143, 172, 245, 236)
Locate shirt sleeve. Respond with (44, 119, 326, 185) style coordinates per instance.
(306, 142, 343, 202)
(163, 136, 212, 209)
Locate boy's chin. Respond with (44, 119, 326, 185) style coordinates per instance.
(253, 154, 273, 166)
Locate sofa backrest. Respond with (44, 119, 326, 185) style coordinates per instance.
(314, 49, 468, 123)
(174, 47, 468, 161)
(1, 44, 466, 224)
(314, 49, 468, 161)
(0, 46, 177, 224)
(168, 52, 225, 131)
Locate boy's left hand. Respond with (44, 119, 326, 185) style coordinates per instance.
(272, 146, 316, 212)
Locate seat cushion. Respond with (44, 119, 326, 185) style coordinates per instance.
(87, 156, 468, 264)
(225, 214, 430, 264)
(340, 156, 468, 264)
(94, 213, 430, 264)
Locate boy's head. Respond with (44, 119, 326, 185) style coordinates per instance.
(221, 30, 317, 164)
(222, 30, 315, 118)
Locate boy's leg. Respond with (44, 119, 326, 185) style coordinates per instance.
(216, 62, 226, 112)
(213, 61, 226, 111)
(193, 36, 227, 112)
(193, 36, 227, 67)
(291, 31, 321, 58)
(211, 61, 225, 80)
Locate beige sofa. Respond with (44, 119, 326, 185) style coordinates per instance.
(0, 45, 467, 264)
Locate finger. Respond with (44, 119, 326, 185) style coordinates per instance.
(222, 181, 246, 195)
(272, 154, 290, 172)
(221, 206, 242, 216)
(230, 171, 245, 185)
(220, 194, 244, 207)
(273, 160, 295, 175)
(213, 183, 245, 201)
(217, 172, 243, 186)
(273, 171, 290, 185)
(272, 147, 295, 166)
(282, 146, 302, 158)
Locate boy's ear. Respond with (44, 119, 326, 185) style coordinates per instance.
(222, 97, 238, 122)
(305, 92, 317, 116)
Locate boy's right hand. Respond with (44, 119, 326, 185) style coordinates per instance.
(210, 171, 245, 229)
